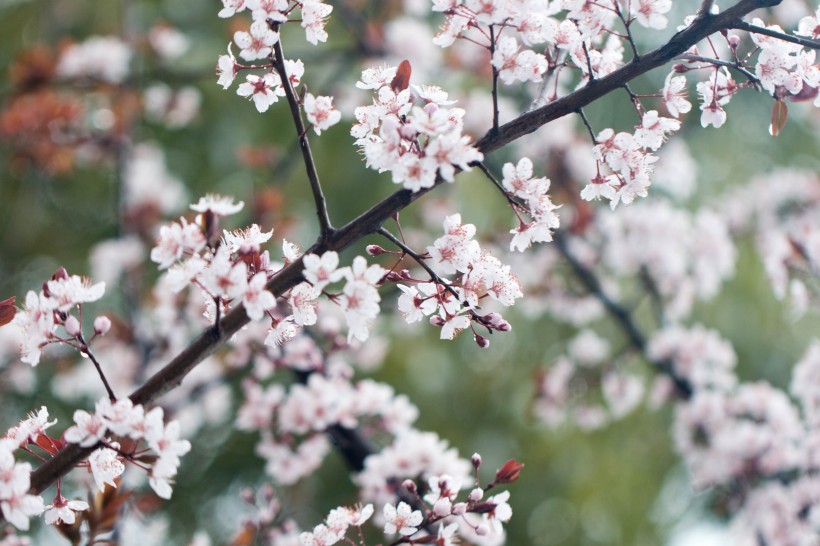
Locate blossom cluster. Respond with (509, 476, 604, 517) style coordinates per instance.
(581, 111, 681, 209)
(301, 456, 518, 546)
(64, 397, 191, 499)
(393, 213, 521, 344)
(215, 0, 341, 125)
(352, 64, 483, 192)
(12, 268, 107, 366)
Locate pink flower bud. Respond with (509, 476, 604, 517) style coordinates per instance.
(430, 316, 445, 326)
(64, 315, 81, 337)
(474, 334, 490, 348)
(452, 502, 467, 515)
(402, 479, 417, 494)
(469, 487, 484, 502)
(475, 524, 488, 536)
(366, 244, 386, 256)
(727, 34, 740, 49)
(94, 316, 111, 336)
(471, 453, 482, 468)
(433, 498, 452, 517)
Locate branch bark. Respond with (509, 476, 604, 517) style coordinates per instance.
(25, 0, 779, 500)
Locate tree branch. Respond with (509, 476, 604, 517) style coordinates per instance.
(553, 231, 692, 398)
(731, 19, 820, 50)
(24, 0, 776, 501)
(270, 33, 334, 240)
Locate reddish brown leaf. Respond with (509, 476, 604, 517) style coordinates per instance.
(770, 99, 788, 137)
(391, 60, 412, 93)
(494, 458, 524, 484)
(0, 296, 16, 327)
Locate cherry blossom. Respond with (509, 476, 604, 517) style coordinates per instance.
(301, 0, 333, 45)
(216, 44, 238, 89)
(237, 73, 285, 113)
(383, 501, 422, 536)
(661, 72, 691, 118)
(304, 94, 341, 135)
(44, 496, 88, 525)
(234, 20, 280, 61)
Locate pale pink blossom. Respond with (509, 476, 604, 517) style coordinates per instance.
(662, 72, 691, 118)
(63, 410, 107, 447)
(234, 20, 279, 61)
(44, 496, 88, 525)
(216, 44, 238, 89)
(88, 445, 125, 492)
(301, 0, 333, 45)
(304, 94, 342, 135)
(237, 72, 285, 113)
(383, 501, 422, 536)
(243, 272, 276, 321)
(303, 251, 344, 291)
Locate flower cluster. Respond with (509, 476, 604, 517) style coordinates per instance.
(352, 64, 483, 192)
(391, 213, 521, 345)
(64, 397, 191, 499)
(581, 110, 680, 209)
(501, 157, 560, 251)
(12, 268, 107, 366)
(302, 455, 519, 546)
(215, 0, 339, 119)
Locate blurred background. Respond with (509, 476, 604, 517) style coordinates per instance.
(1, 0, 819, 544)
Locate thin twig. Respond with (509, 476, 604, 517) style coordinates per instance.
(732, 20, 820, 50)
(376, 227, 462, 303)
(676, 53, 760, 84)
(270, 32, 334, 240)
(576, 109, 597, 143)
(489, 25, 500, 134)
(77, 334, 117, 402)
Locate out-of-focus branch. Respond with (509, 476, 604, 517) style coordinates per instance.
(553, 231, 693, 398)
(24, 0, 775, 502)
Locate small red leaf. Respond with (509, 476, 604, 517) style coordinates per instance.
(0, 296, 16, 327)
(494, 458, 524, 484)
(391, 60, 412, 93)
(769, 99, 788, 137)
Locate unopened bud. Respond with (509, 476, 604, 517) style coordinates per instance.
(495, 320, 512, 332)
(475, 524, 488, 536)
(366, 244, 386, 256)
(727, 34, 740, 49)
(453, 502, 467, 515)
(94, 316, 111, 336)
(474, 334, 490, 348)
(469, 487, 484, 502)
(471, 453, 482, 469)
(672, 63, 689, 73)
(402, 479, 417, 494)
(64, 315, 81, 337)
(385, 271, 403, 282)
(430, 316, 445, 326)
(433, 498, 452, 517)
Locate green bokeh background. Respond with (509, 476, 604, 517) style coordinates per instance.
(1, 1, 819, 544)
